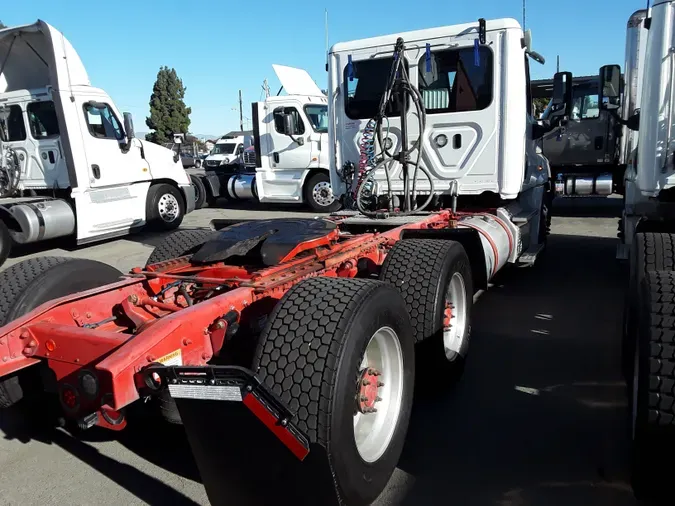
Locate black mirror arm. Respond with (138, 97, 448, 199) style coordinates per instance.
(610, 109, 640, 131)
(532, 120, 555, 140)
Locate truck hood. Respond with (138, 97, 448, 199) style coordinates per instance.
(138, 140, 190, 185)
(272, 64, 324, 97)
(0, 20, 89, 93)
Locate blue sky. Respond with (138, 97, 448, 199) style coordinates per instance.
(3, 0, 644, 136)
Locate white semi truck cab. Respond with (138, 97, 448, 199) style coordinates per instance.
(0, 21, 195, 267)
(204, 132, 253, 169)
(194, 65, 340, 212)
(324, 17, 569, 266)
(614, 2, 675, 503)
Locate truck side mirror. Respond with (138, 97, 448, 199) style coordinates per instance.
(548, 71, 573, 125)
(283, 113, 296, 136)
(599, 64, 621, 111)
(123, 112, 135, 140)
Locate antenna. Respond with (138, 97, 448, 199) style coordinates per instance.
(325, 9, 329, 62)
(522, 0, 526, 29)
(556, 55, 560, 73)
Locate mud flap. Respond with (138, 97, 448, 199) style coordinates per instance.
(145, 365, 341, 506)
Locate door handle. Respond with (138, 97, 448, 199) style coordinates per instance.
(92, 164, 100, 179)
(273, 152, 280, 163)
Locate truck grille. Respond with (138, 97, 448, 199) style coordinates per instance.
(206, 159, 221, 168)
(243, 150, 256, 167)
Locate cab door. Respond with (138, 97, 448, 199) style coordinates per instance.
(74, 98, 148, 237)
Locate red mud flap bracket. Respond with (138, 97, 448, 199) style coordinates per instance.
(146, 365, 309, 460)
(142, 365, 341, 506)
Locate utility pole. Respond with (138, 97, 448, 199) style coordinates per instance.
(238, 89, 244, 131)
(556, 55, 560, 73)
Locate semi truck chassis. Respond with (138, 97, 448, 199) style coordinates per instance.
(0, 206, 521, 505)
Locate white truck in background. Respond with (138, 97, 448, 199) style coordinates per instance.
(192, 65, 340, 212)
(203, 131, 253, 170)
(0, 21, 195, 268)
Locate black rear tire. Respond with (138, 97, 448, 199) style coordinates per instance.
(146, 183, 185, 231)
(631, 270, 675, 502)
(623, 233, 675, 383)
(0, 220, 11, 269)
(190, 174, 206, 210)
(304, 172, 341, 213)
(0, 257, 123, 407)
(253, 277, 415, 506)
(380, 239, 473, 388)
(145, 228, 216, 266)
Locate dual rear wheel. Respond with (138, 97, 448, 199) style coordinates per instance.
(253, 238, 472, 504)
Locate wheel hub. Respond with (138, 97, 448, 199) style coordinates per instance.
(158, 193, 180, 222)
(356, 367, 384, 414)
(312, 181, 334, 207)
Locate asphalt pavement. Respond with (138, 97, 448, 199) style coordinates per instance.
(0, 197, 636, 506)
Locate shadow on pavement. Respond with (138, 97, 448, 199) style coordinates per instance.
(384, 233, 636, 506)
(552, 196, 623, 218)
(0, 404, 200, 505)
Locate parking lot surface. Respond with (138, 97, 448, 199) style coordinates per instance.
(0, 198, 636, 506)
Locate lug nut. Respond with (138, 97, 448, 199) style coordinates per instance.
(362, 379, 370, 386)
(377, 381, 385, 387)
(375, 396, 382, 402)
(360, 395, 369, 402)
(128, 294, 139, 304)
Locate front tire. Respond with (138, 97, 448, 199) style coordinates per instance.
(623, 233, 675, 382)
(189, 174, 207, 210)
(146, 184, 185, 231)
(631, 271, 675, 502)
(304, 172, 341, 213)
(253, 277, 415, 505)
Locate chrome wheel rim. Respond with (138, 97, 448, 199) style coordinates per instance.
(312, 181, 334, 207)
(158, 193, 180, 222)
(353, 326, 404, 463)
(443, 272, 468, 361)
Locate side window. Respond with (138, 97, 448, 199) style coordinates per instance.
(0, 105, 27, 142)
(344, 57, 408, 120)
(27, 101, 60, 139)
(580, 94, 599, 119)
(418, 46, 493, 114)
(83, 103, 124, 140)
(273, 107, 305, 135)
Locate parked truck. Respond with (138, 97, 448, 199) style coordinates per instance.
(0, 16, 570, 506)
(0, 21, 196, 269)
(532, 74, 625, 197)
(615, 2, 675, 503)
(191, 65, 340, 212)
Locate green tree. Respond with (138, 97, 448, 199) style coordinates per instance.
(0, 21, 6, 29)
(145, 66, 191, 144)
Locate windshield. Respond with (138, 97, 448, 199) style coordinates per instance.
(212, 143, 236, 155)
(304, 105, 328, 133)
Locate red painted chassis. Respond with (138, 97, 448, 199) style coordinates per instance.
(0, 210, 466, 437)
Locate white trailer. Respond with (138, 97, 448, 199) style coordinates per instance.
(193, 65, 340, 212)
(0, 21, 195, 267)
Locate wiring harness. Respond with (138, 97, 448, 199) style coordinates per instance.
(353, 37, 436, 217)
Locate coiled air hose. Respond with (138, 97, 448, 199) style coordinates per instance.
(354, 38, 435, 217)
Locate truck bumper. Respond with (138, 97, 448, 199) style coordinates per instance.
(179, 183, 196, 214)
